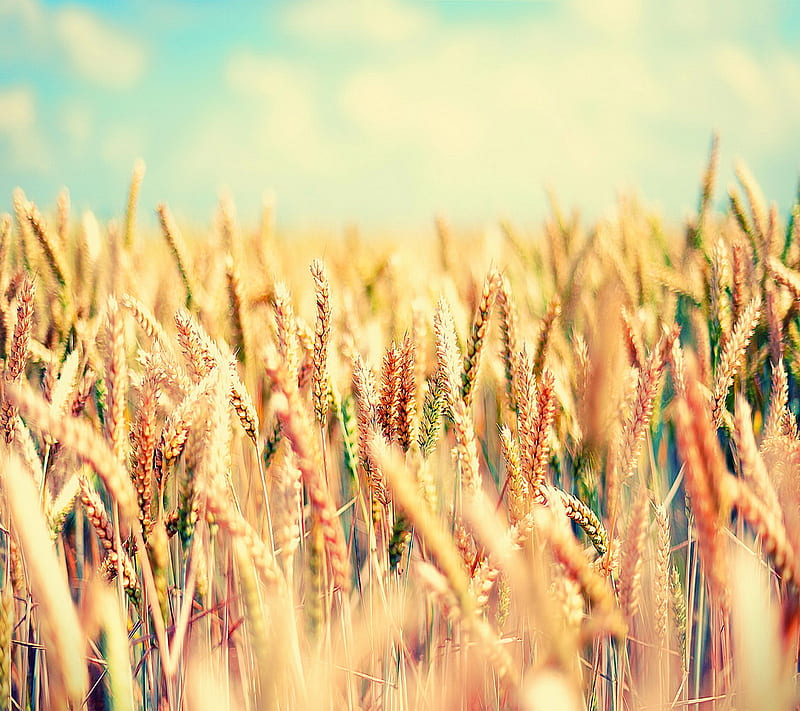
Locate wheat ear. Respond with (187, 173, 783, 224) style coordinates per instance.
(654, 502, 671, 653)
(711, 297, 761, 428)
(352, 355, 386, 505)
(272, 281, 301, 382)
(609, 325, 678, 517)
(130, 363, 161, 531)
(25, 200, 68, 289)
(500, 425, 528, 523)
(157, 203, 196, 308)
(556, 489, 608, 556)
(698, 132, 719, 228)
(377, 341, 401, 444)
(735, 160, 768, 248)
(433, 298, 461, 414)
(532, 297, 561, 377)
(396, 334, 417, 452)
(461, 269, 501, 407)
(497, 276, 520, 414)
(674, 355, 731, 608)
(1, 275, 34, 443)
(121, 293, 172, 349)
(124, 158, 145, 248)
(310, 259, 331, 425)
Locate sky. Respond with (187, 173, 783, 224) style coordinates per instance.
(0, 0, 799, 232)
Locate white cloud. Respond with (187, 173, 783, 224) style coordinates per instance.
(226, 52, 312, 105)
(712, 45, 769, 107)
(101, 0, 777, 229)
(59, 101, 92, 156)
(189, 0, 800, 225)
(0, 86, 48, 171)
(336, 18, 672, 217)
(224, 52, 344, 173)
(0, 0, 42, 28)
(14, 0, 784, 227)
(0, 87, 35, 132)
(53, 6, 147, 88)
(570, 0, 643, 36)
(0, 1, 148, 88)
(283, 0, 432, 44)
(100, 124, 145, 165)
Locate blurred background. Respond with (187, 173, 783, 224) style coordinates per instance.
(0, 0, 798, 232)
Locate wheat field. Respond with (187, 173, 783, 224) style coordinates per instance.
(0, 139, 798, 710)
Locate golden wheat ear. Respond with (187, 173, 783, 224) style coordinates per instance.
(433, 297, 461, 415)
(711, 296, 761, 429)
(608, 324, 678, 520)
(123, 158, 145, 249)
(309, 259, 331, 426)
(24, 199, 68, 290)
(674, 353, 731, 609)
(352, 355, 386, 506)
(461, 269, 501, 407)
(497, 275, 520, 415)
(1, 274, 34, 444)
(157, 203, 196, 309)
(272, 281, 301, 382)
(129, 361, 161, 531)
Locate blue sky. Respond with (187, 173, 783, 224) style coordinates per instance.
(1, 0, 799, 230)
